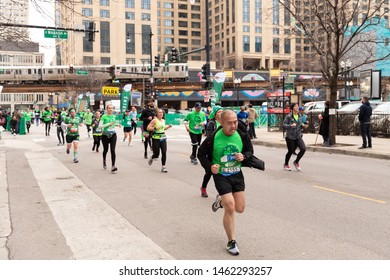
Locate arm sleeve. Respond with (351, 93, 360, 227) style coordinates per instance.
(198, 137, 213, 172)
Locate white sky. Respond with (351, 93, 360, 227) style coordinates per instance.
(28, 0, 56, 66)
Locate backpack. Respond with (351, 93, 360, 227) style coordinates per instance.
(237, 119, 249, 135)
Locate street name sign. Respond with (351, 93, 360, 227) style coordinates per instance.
(76, 70, 89, 76)
(44, 29, 68, 39)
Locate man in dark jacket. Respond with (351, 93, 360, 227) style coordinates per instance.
(358, 97, 372, 149)
(197, 109, 253, 256)
(139, 99, 156, 158)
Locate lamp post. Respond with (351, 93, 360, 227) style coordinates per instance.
(234, 78, 241, 107)
(346, 80, 353, 99)
(340, 59, 351, 100)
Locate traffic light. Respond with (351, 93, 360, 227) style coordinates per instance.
(171, 48, 178, 63)
(154, 54, 160, 67)
(109, 65, 116, 79)
(201, 63, 208, 81)
(69, 64, 74, 74)
(87, 22, 96, 42)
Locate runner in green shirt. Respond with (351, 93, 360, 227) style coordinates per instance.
(63, 108, 83, 163)
(122, 110, 133, 146)
(184, 102, 206, 165)
(42, 106, 52, 136)
(98, 104, 121, 172)
(84, 109, 94, 138)
(23, 108, 32, 133)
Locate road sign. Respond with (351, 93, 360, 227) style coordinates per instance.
(76, 70, 89, 76)
(44, 29, 68, 39)
(102, 86, 119, 97)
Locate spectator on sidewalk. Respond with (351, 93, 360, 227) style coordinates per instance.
(247, 104, 258, 139)
(358, 97, 372, 149)
(318, 101, 330, 146)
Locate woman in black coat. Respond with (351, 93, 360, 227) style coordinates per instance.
(319, 101, 330, 146)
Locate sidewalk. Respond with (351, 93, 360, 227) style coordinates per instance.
(252, 127, 390, 160)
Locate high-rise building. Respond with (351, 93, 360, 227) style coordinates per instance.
(56, 0, 203, 66)
(0, 0, 29, 25)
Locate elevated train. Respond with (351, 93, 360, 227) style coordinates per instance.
(0, 63, 189, 84)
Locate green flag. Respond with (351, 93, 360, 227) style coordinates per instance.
(120, 84, 132, 114)
(211, 72, 226, 107)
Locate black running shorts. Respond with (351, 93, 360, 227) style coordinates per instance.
(123, 127, 132, 133)
(213, 171, 245, 196)
(66, 134, 80, 143)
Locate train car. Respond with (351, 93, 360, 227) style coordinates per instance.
(0, 66, 43, 83)
(116, 63, 188, 82)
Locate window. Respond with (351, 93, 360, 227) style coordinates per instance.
(142, 25, 151, 55)
(100, 0, 109, 6)
(191, 14, 201, 19)
(179, 30, 188, 36)
(82, 0, 92, 4)
(255, 27, 262, 33)
(125, 0, 134, 8)
(164, 20, 174, 26)
(164, 29, 174, 35)
(273, 38, 279, 53)
(178, 4, 187, 9)
(100, 10, 110, 18)
(142, 13, 151, 21)
(82, 8, 93, 16)
(126, 58, 136, 64)
(179, 21, 188, 27)
(243, 26, 250, 32)
(141, 0, 151, 10)
(163, 2, 173, 8)
(192, 39, 201, 45)
(273, 0, 279, 25)
(255, 0, 262, 23)
(126, 24, 135, 54)
(125, 12, 135, 20)
(178, 12, 187, 18)
(255, 36, 262, 52)
(243, 36, 250, 52)
(191, 22, 200, 28)
(179, 39, 188, 44)
(100, 21, 110, 53)
(192, 31, 201, 36)
(243, 0, 250, 22)
(164, 38, 174, 43)
(83, 56, 93, 64)
(164, 11, 174, 17)
(83, 21, 93, 52)
(101, 57, 110, 64)
(284, 38, 291, 53)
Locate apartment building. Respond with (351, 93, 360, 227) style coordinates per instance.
(56, 0, 203, 66)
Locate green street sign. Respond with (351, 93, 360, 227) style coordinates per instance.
(44, 29, 68, 39)
(76, 70, 89, 76)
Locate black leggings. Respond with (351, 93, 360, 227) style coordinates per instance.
(201, 172, 212, 189)
(102, 134, 117, 166)
(285, 138, 306, 165)
(93, 135, 101, 150)
(44, 121, 51, 135)
(144, 130, 152, 152)
(152, 138, 167, 166)
(57, 126, 64, 144)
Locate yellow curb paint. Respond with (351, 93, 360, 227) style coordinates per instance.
(313, 185, 387, 204)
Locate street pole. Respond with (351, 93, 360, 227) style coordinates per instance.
(149, 29, 153, 79)
(236, 84, 239, 107)
(205, 0, 211, 86)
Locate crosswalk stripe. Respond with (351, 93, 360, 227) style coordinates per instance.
(25, 151, 173, 260)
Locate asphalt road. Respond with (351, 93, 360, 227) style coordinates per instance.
(1, 125, 389, 260)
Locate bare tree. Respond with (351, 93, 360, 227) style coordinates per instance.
(280, 0, 390, 145)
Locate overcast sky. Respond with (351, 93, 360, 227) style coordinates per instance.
(28, 0, 56, 66)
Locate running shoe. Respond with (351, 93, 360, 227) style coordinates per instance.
(200, 187, 208, 198)
(111, 166, 118, 172)
(122, 138, 125, 142)
(148, 156, 153, 166)
(161, 166, 168, 173)
(193, 158, 198, 165)
(212, 195, 222, 212)
(144, 152, 148, 159)
(226, 240, 240, 256)
(66, 149, 70, 154)
(283, 164, 291, 171)
(293, 161, 301, 171)
(103, 161, 107, 169)
(73, 158, 79, 163)
(190, 155, 195, 163)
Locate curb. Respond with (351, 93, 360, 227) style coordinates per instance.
(253, 140, 390, 161)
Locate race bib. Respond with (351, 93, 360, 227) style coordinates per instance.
(194, 125, 202, 130)
(70, 127, 78, 133)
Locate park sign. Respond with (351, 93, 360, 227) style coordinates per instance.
(44, 29, 68, 39)
(102, 86, 119, 97)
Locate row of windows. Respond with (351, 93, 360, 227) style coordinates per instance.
(0, 93, 43, 103)
(0, 54, 43, 64)
(157, 29, 201, 37)
(82, 0, 150, 9)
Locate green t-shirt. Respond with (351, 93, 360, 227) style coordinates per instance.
(84, 112, 94, 125)
(64, 116, 81, 136)
(122, 115, 132, 128)
(212, 130, 243, 176)
(100, 114, 117, 134)
(24, 112, 32, 122)
(42, 110, 52, 122)
(185, 110, 206, 134)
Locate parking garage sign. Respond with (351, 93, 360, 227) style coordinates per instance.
(102, 86, 119, 97)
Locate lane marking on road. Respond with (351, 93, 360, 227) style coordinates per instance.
(313, 185, 387, 204)
(25, 152, 173, 260)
